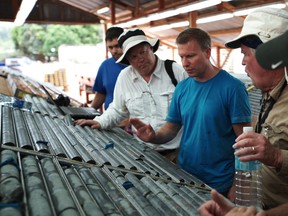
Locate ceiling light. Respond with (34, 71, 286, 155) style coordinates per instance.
(148, 10, 180, 21)
(14, 0, 37, 26)
(117, 17, 151, 28)
(117, 0, 222, 28)
(176, 0, 222, 14)
(233, 3, 286, 16)
(154, 0, 222, 19)
(150, 21, 189, 32)
(197, 13, 234, 24)
(170, 21, 190, 28)
(150, 24, 170, 32)
(97, 7, 109, 14)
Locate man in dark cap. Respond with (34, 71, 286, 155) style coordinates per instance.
(198, 8, 288, 216)
(226, 8, 288, 210)
(75, 28, 187, 162)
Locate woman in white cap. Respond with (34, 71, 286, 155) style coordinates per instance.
(75, 28, 187, 162)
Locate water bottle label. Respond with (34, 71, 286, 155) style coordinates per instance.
(235, 156, 261, 170)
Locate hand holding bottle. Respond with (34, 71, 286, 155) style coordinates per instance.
(234, 127, 262, 209)
(233, 127, 283, 168)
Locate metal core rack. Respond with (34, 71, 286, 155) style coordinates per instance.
(0, 95, 211, 216)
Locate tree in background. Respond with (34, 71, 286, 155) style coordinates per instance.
(11, 24, 102, 62)
(12, 24, 45, 60)
(0, 23, 19, 61)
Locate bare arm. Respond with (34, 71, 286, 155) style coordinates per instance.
(130, 118, 181, 144)
(153, 121, 182, 143)
(232, 122, 251, 136)
(91, 92, 105, 110)
(234, 131, 284, 169)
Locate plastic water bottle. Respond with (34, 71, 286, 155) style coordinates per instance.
(235, 126, 262, 209)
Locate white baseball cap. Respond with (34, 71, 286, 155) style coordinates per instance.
(225, 8, 288, 49)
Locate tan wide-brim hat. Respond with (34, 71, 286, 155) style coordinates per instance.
(116, 28, 160, 65)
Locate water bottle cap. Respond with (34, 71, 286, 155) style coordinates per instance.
(243, 126, 253, 133)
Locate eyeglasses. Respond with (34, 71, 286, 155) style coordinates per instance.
(126, 46, 150, 62)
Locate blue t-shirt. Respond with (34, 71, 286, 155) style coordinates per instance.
(93, 58, 126, 109)
(166, 70, 251, 193)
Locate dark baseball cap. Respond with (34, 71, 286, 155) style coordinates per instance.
(255, 30, 288, 70)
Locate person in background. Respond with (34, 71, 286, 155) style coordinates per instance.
(75, 28, 187, 162)
(198, 8, 288, 216)
(91, 26, 126, 111)
(130, 28, 251, 197)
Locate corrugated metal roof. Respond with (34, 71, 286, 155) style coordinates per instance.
(1, 0, 286, 48)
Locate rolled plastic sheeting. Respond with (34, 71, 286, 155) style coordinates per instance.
(112, 170, 160, 216)
(0, 150, 23, 203)
(33, 113, 66, 157)
(64, 167, 104, 216)
(40, 158, 79, 216)
(52, 118, 94, 163)
(43, 116, 82, 161)
(90, 167, 139, 216)
(77, 167, 122, 216)
(22, 155, 53, 216)
(155, 180, 198, 215)
(23, 111, 49, 153)
(1, 106, 16, 145)
(125, 173, 189, 215)
(12, 108, 33, 149)
(0, 206, 22, 216)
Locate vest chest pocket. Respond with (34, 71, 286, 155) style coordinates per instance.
(263, 123, 288, 149)
(125, 91, 173, 119)
(158, 91, 174, 118)
(126, 92, 146, 118)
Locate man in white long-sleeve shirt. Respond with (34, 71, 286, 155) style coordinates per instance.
(75, 28, 187, 162)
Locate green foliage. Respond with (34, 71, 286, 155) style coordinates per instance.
(12, 25, 45, 55)
(10, 24, 102, 61)
(0, 24, 18, 61)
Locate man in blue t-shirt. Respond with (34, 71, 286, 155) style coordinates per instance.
(130, 28, 251, 199)
(91, 27, 127, 111)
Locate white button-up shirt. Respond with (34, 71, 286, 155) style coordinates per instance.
(95, 57, 188, 150)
